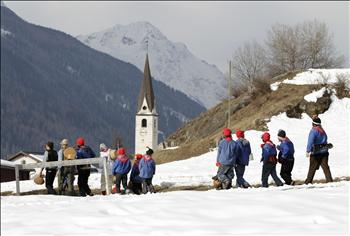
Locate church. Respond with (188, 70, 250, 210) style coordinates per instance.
(135, 54, 158, 154)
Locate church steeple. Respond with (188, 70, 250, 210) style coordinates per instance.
(137, 54, 155, 112)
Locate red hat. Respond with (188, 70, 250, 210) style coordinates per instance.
(135, 154, 143, 160)
(261, 132, 270, 142)
(236, 130, 244, 138)
(76, 137, 85, 146)
(118, 148, 126, 155)
(223, 128, 232, 137)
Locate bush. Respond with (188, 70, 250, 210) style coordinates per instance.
(333, 74, 350, 98)
(251, 77, 271, 98)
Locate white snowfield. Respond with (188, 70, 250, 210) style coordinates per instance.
(1, 182, 348, 235)
(77, 21, 227, 108)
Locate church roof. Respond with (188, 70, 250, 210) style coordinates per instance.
(137, 54, 155, 112)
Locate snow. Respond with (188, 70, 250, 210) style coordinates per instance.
(0, 159, 16, 167)
(1, 28, 12, 38)
(304, 87, 327, 102)
(1, 182, 348, 235)
(270, 81, 281, 91)
(76, 22, 227, 108)
(283, 69, 350, 88)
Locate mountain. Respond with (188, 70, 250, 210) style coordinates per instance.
(77, 22, 227, 108)
(0, 5, 205, 158)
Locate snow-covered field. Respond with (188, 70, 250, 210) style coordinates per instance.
(1, 69, 349, 235)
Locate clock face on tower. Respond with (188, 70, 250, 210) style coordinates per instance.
(140, 129, 147, 136)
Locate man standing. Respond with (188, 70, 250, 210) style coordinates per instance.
(57, 139, 76, 196)
(76, 137, 96, 197)
(305, 116, 333, 184)
(216, 128, 240, 190)
(276, 130, 295, 185)
(41, 141, 58, 194)
(234, 130, 251, 188)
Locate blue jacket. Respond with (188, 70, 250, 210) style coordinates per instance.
(236, 138, 251, 166)
(307, 127, 328, 153)
(261, 142, 277, 164)
(139, 155, 156, 179)
(130, 160, 143, 183)
(76, 146, 95, 159)
(277, 138, 295, 160)
(112, 155, 131, 175)
(217, 138, 240, 166)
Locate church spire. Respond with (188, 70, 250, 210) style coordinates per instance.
(137, 54, 155, 112)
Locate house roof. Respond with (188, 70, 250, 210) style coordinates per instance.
(137, 54, 155, 112)
(6, 151, 44, 162)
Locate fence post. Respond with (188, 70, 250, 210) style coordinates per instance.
(15, 164, 20, 196)
(103, 157, 110, 195)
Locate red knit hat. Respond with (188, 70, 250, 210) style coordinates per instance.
(135, 154, 143, 160)
(76, 137, 85, 146)
(223, 128, 232, 137)
(118, 148, 126, 155)
(236, 130, 244, 138)
(261, 132, 270, 142)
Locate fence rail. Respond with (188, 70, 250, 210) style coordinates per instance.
(14, 157, 111, 196)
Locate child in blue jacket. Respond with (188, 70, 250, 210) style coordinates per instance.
(235, 130, 251, 188)
(139, 148, 156, 194)
(277, 129, 295, 185)
(216, 128, 240, 189)
(260, 132, 283, 188)
(112, 148, 131, 194)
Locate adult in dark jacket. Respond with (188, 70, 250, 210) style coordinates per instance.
(112, 148, 131, 194)
(260, 132, 283, 188)
(41, 141, 58, 194)
(128, 154, 143, 194)
(57, 139, 76, 196)
(305, 116, 333, 184)
(276, 130, 295, 185)
(139, 148, 156, 194)
(76, 137, 96, 197)
(216, 128, 240, 189)
(234, 130, 251, 188)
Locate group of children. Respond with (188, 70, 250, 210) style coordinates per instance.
(215, 115, 333, 189)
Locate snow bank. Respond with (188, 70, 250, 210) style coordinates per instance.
(283, 69, 350, 88)
(304, 87, 327, 102)
(1, 182, 348, 235)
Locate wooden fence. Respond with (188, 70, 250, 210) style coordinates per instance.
(14, 157, 111, 196)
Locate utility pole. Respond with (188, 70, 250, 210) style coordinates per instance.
(228, 60, 232, 128)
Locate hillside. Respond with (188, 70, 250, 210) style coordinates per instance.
(0, 5, 205, 157)
(154, 69, 350, 164)
(77, 22, 228, 108)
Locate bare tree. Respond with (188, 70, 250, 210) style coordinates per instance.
(231, 41, 267, 91)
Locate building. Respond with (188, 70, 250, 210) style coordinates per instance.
(0, 159, 32, 182)
(6, 151, 44, 178)
(135, 54, 159, 154)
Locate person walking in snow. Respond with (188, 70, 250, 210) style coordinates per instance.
(216, 128, 240, 190)
(41, 141, 59, 194)
(139, 148, 156, 194)
(128, 154, 144, 194)
(99, 143, 113, 195)
(234, 130, 252, 188)
(305, 115, 333, 184)
(260, 132, 283, 188)
(76, 137, 96, 197)
(112, 148, 131, 194)
(276, 130, 295, 185)
(57, 139, 76, 196)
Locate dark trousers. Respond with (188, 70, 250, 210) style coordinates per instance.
(235, 164, 250, 187)
(280, 159, 294, 185)
(45, 168, 57, 194)
(305, 153, 333, 184)
(217, 165, 235, 185)
(59, 166, 75, 196)
(78, 168, 91, 196)
(142, 177, 155, 194)
(115, 173, 128, 193)
(262, 163, 283, 187)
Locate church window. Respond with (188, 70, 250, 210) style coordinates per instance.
(142, 119, 147, 128)
(143, 106, 147, 110)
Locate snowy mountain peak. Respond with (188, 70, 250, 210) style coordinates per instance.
(77, 22, 226, 108)
(1, 1, 6, 7)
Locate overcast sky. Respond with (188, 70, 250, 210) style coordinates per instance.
(3, 1, 349, 71)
